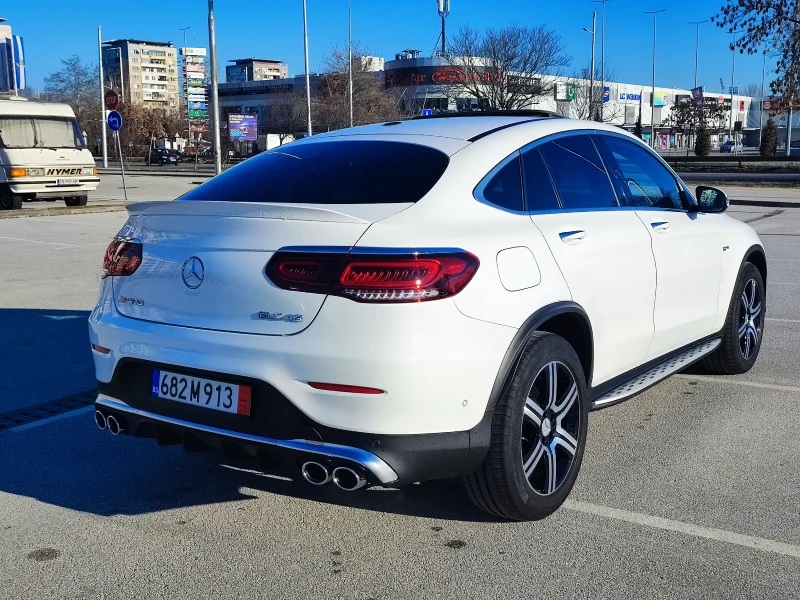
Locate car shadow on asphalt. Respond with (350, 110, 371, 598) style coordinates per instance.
(0, 421, 494, 522)
(0, 308, 95, 414)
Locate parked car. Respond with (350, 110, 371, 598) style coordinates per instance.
(145, 148, 180, 166)
(91, 112, 766, 521)
(720, 140, 743, 153)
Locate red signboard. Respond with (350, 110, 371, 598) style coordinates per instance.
(104, 90, 119, 111)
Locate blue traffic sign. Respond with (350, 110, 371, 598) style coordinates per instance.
(421, 108, 433, 116)
(107, 110, 122, 132)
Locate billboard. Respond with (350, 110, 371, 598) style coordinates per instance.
(652, 91, 669, 107)
(186, 64, 205, 73)
(181, 47, 207, 56)
(228, 114, 257, 141)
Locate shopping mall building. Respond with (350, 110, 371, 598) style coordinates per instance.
(218, 49, 777, 150)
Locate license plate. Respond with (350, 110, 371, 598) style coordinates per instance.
(150, 370, 251, 415)
(56, 178, 79, 185)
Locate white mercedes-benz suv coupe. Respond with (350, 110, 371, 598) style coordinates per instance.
(90, 113, 766, 520)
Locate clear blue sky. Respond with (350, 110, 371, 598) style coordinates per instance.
(4, 0, 773, 94)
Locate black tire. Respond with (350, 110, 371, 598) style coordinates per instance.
(463, 331, 589, 521)
(703, 262, 765, 374)
(64, 196, 88, 207)
(0, 189, 22, 210)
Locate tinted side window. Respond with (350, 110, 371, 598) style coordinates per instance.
(538, 136, 618, 209)
(180, 140, 449, 204)
(521, 147, 560, 212)
(480, 154, 524, 212)
(597, 136, 683, 210)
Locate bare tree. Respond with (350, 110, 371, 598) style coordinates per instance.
(313, 43, 402, 131)
(568, 63, 625, 123)
(442, 24, 571, 110)
(713, 1, 800, 102)
(743, 82, 762, 98)
(266, 90, 309, 145)
(42, 55, 102, 147)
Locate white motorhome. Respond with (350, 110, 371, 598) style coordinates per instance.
(0, 98, 100, 210)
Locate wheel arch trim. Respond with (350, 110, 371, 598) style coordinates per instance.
(484, 301, 593, 411)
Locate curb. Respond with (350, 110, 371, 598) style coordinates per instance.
(98, 168, 214, 179)
(729, 199, 800, 209)
(0, 204, 129, 219)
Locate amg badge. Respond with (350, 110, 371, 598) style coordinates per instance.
(259, 311, 303, 323)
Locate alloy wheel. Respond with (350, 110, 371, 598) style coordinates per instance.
(739, 278, 762, 360)
(521, 361, 581, 496)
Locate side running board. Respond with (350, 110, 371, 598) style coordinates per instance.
(591, 338, 721, 409)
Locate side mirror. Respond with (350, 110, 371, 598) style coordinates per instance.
(694, 186, 729, 213)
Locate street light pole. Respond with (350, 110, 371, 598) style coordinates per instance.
(348, 0, 353, 128)
(592, 0, 609, 121)
(98, 26, 107, 168)
(646, 9, 666, 150)
(688, 20, 708, 90)
(208, 0, 222, 174)
(759, 50, 766, 149)
(729, 31, 739, 154)
(302, 0, 313, 137)
(179, 26, 190, 148)
(582, 12, 596, 120)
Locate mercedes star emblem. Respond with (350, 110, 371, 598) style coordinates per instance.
(181, 256, 205, 289)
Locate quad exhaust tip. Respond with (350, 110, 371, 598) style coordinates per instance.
(106, 414, 126, 436)
(301, 461, 332, 486)
(94, 410, 107, 430)
(332, 466, 367, 491)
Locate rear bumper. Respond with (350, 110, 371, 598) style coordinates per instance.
(95, 393, 493, 486)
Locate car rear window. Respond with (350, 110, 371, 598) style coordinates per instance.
(179, 140, 450, 204)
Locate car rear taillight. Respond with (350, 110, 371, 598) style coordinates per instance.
(102, 239, 142, 277)
(266, 249, 479, 303)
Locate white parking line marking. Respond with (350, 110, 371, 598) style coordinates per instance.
(0, 235, 79, 248)
(7, 405, 93, 433)
(41, 315, 84, 320)
(565, 500, 800, 559)
(674, 374, 800, 394)
(767, 317, 800, 324)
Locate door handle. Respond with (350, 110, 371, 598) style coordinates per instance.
(559, 230, 587, 244)
(651, 221, 670, 233)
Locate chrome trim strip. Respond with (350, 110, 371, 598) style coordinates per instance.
(95, 396, 399, 484)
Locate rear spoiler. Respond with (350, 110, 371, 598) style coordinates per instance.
(125, 200, 372, 224)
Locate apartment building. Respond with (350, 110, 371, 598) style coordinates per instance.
(226, 58, 288, 83)
(102, 39, 179, 111)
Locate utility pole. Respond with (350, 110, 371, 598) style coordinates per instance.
(583, 12, 596, 120)
(98, 26, 107, 168)
(646, 9, 666, 149)
(208, 0, 221, 174)
(348, 0, 353, 128)
(592, 0, 609, 121)
(302, 0, 312, 137)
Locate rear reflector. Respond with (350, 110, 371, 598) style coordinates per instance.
(308, 382, 385, 394)
(266, 249, 479, 303)
(91, 344, 111, 354)
(102, 239, 142, 277)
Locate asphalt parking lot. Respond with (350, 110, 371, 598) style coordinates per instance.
(1, 184, 799, 599)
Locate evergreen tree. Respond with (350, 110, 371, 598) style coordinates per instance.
(760, 117, 779, 157)
(695, 125, 711, 156)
